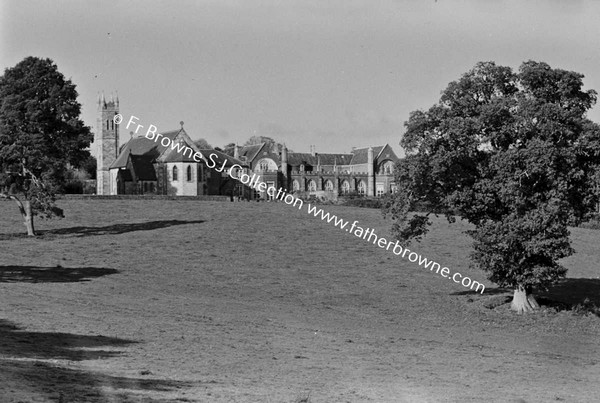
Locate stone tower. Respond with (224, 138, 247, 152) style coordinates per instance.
(96, 93, 119, 195)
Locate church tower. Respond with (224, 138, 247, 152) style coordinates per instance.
(96, 92, 119, 195)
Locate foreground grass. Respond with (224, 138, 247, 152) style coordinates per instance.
(0, 199, 599, 402)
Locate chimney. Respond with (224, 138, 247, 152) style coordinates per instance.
(234, 144, 240, 159)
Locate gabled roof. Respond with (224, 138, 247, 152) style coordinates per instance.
(350, 145, 385, 165)
(110, 130, 180, 169)
(201, 149, 247, 168)
(239, 143, 265, 163)
(160, 140, 198, 163)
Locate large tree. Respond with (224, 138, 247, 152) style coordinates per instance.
(383, 61, 600, 313)
(0, 56, 92, 236)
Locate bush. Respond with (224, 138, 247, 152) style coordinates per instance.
(341, 197, 383, 209)
(579, 213, 600, 230)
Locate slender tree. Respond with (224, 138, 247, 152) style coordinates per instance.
(0, 56, 92, 236)
(383, 61, 600, 313)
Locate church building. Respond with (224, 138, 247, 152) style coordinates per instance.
(95, 95, 399, 199)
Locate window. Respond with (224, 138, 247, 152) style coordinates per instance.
(341, 180, 350, 194)
(256, 158, 277, 172)
(324, 179, 334, 192)
(172, 166, 178, 181)
(376, 184, 384, 197)
(106, 119, 109, 130)
(379, 160, 395, 175)
(266, 182, 275, 200)
(357, 180, 366, 195)
(308, 180, 317, 192)
(187, 165, 192, 181)
(292, 180, 300, 191)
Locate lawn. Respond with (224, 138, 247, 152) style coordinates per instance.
(0, 199, 599, 402)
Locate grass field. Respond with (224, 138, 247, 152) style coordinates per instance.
(1, 199, 599, 402)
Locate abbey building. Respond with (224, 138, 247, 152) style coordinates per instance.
(95, 96, 399, 199)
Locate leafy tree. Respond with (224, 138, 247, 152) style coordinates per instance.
(244, 135, 275, 146)
(193, 138, 212, 150)
(79, 154, 96, 180)
(0, 56, 92, 236)
(383, 61, 600, 313)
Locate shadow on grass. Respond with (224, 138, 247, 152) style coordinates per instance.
(0, 265, 118, 283)
(0, 319, 191, 402)
(450, 286, 509, 296)
(454, 279, 600, 316)
(41, 219, 206, 237)
(0, 319, 136, 361)
(0, 219, 205, 240)
(538, 278, 600, 316)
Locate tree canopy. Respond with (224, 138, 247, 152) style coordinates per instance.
(383, 61, 600, 313)
(193, 138, 212, 150)
(0, 56, 92, 235)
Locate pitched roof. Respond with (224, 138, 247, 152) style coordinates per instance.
(286, 152, 353, 166)
(200, 149, 247, 168)
(239, 143, 265, 162)
(110, 130, 181, 169)
(160, 141, 198, 163)
(350, 146, 385, 165)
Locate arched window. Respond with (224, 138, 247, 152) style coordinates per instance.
(172, 166, 178, 181)
(187, 165, 192, 181)
(379, 160, 395, 175)
(292, 180, 300, 191)
(308, 179, 317, 192)
(341, 180, 350, 194)
(256, 158, 277, 172)
(357, 180, 366, 195)
(106, 119, 109, 130)
(324, 179, 334, 191)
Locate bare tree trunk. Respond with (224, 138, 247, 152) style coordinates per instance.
(0, 194, 36, 236)
(510, 285, 539, 314)
(23, 200, 36, 236)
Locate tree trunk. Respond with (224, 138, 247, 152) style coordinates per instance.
(1, 194, 36, 236)
(23, 200, 36, 236)
(510, 285, 539, 314)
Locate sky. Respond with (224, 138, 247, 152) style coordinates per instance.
(2, 0, 600, 156)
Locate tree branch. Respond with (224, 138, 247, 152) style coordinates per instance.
(0, 192, 26, 217)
